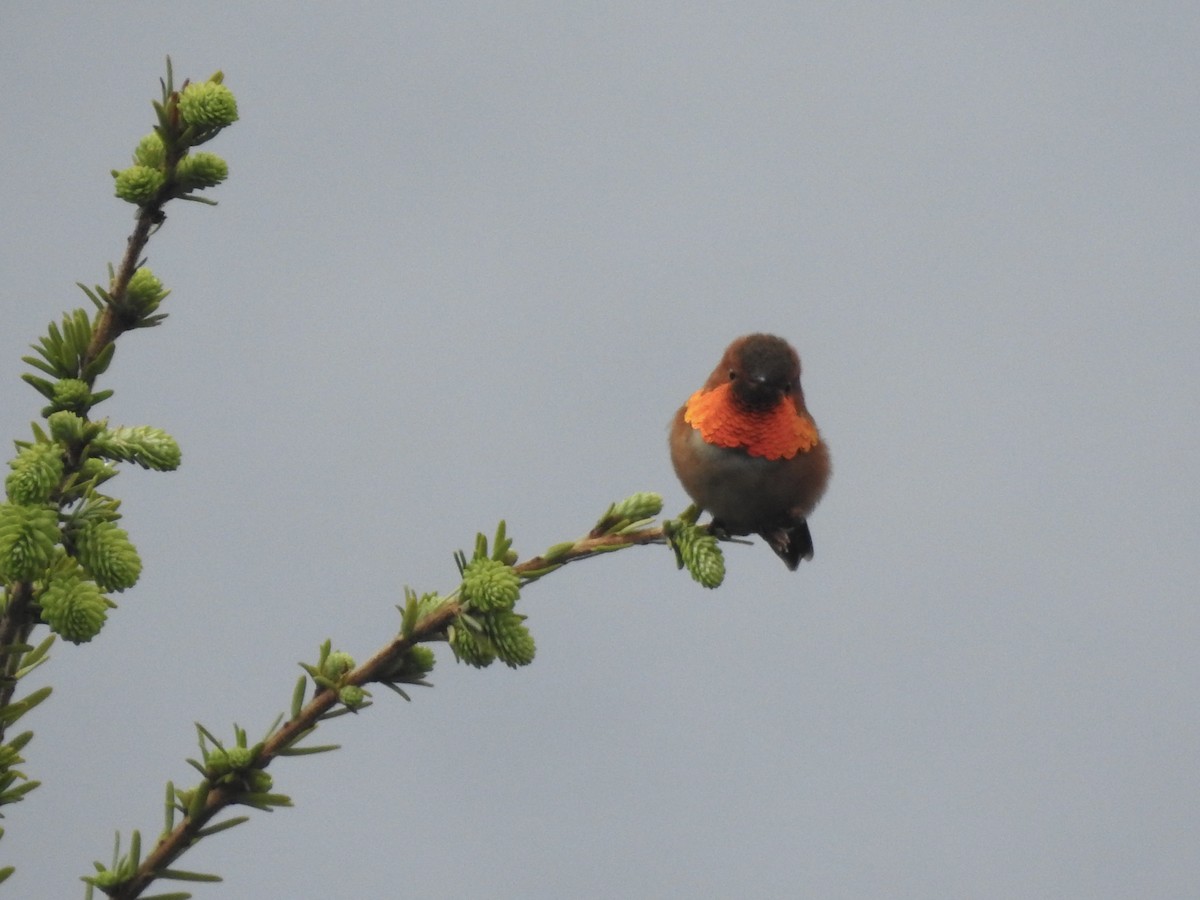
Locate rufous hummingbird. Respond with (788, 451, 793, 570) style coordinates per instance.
(670, 333, 831, 569)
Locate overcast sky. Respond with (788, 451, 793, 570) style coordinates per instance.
(2, 5, 1198, 898)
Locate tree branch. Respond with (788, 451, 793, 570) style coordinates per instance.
(110, 523, 679, 898)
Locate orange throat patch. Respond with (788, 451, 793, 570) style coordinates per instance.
(684, 382, 819, 460)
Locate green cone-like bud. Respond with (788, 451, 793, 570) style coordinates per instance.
(594, 490, 666, 534)
(610, 491, 664, 522)
(206, 748, 233, 776)
(38, 571, 107, 643)
(124, 267, 168, 317)
(113, 165, 166, 205)
(47, 410, 85, 445)
(176, 152, 229, 190)
(92, 425, 181, 471)
(415, 591, 448, 619)
(386, 644, 436, 681)
(401, 645, 436, 677)
(72, 519, 141, 591)
(460, 557, 520, 612)
(178, 81, 239, 128)
(483, 611, 536, 668)
(449, 623, 495, 669)
(673, 525, 725, 589)
(323, 651, 355, 679)
(6, 443, 64, 505)
(245, 769, 273, 793)
(49, 378, 92, 414)
(225, 746, 253, 770)
(133, 132, 165, 168)
(0, 504, 59, 582)
(338, 685, 366, 708)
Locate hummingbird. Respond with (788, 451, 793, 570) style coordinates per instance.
(670, 333, 831, 569)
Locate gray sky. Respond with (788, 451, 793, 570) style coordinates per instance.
(2, 4, 1198, 898)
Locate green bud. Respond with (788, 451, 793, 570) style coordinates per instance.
(71, 519, 141, 591)
(449, 622, 495, 669)
(225, 746, 253, 770)
(460, 557, 520, 612)
(206, 748, 232, 776)
(338, 685, 366, 708)
(415, 591, 448, 619)
(594, 491, 666, 534)
(323, 651, 355, 679)
(47, 410, 86, 444)
(672, 525, 725, 589)
(38, 571, 107, 643)
(178, 80, 239, 128)
(387, 644, 435, 680)
(0, 503, 59, 582)
(245, 769, 273, 793)
(133, 132, 165, 168)
(176, 152, 228, 190)
(483, 611, 536, 668)
(691, 544, 725, 588)
(124, 267, 168, 316)
(402, 645, 435, 676)
(113, 165, 166, 205)
(6, 443, 64, 505)
(611, 491, 664, 522)
(92, 425, 181, 471)
(49, 378, 92, 413)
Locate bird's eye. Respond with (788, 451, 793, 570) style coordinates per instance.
(728, 369, 737, 381)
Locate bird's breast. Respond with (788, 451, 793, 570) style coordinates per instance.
(670, 422, 830, 533)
